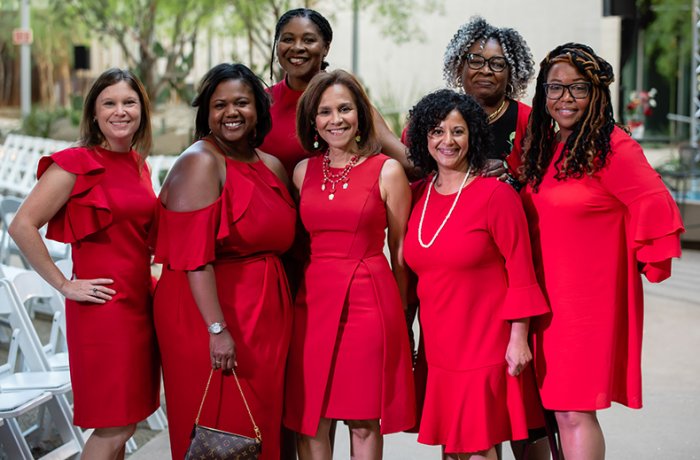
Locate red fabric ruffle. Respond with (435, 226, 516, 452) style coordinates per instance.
(501, 282, 550, 320)
(38, 148, 112, 243)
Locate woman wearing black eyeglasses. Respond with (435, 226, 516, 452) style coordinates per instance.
(521, 43, 684, 460)
(442, 16, 535, 188)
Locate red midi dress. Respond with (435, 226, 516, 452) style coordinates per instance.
(39, 146, 160, 428)
(284, 153, 416, 436)
(152, 154, 296, 460)
(404, 176, 549, 453)
(521, 126, 684, 411)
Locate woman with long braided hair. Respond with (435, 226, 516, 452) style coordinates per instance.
(521, 43, 684, 459)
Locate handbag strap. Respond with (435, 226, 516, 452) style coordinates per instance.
(194, 368, 262, 442)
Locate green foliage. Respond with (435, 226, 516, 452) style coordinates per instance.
(21, 107, 76, 137)
(644, 0, 692, 82)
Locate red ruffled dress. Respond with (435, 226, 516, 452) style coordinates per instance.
(39, 146, 160, 428)
(284, 154, 416, 436)
(522, 127, 684, 411)
(404, 176, 549, 453)
(151, 153, 296, 460)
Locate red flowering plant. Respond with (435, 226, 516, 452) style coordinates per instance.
(625, 88, 657, 130)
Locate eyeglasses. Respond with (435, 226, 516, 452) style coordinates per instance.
(543, 82, 591, 100)
(465, 53, 508, 73)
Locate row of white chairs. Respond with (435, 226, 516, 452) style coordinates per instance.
(0, 133, 176, 197)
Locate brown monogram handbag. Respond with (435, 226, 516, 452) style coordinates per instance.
(184, 369, 262, 460)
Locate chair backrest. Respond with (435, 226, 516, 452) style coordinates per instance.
(0, 134, 72, 197)
(0, 278, 52, 372)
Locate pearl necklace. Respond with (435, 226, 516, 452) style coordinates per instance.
(418, 166, 472, 249)
(321, 151, 360, 200)
(487, 99, 507, 124)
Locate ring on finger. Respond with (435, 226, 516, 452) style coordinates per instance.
(92, 287, 98, 295)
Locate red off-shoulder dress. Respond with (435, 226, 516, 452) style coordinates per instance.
(39, 146, 160, 428)
(152, 154, 296, 460)
(404, 176, 549, 453)
(521, 126, 684, 410)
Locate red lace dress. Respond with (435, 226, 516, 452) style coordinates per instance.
(151, 153, 296, 460)
(39, 146, 159, 428)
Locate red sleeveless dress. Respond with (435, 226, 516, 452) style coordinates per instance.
(284, 153, 415, 436)
(39, 146, 160, 428)
(152, 152, 296, 460)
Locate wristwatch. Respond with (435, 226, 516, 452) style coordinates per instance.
(207, 321, 227, 334)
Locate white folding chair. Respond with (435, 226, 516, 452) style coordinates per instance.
(11, 271, 69, 369)
(0, 390, 59, 459)
(0, 278, 83, 457)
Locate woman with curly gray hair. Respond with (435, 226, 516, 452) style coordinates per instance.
(443, 16, 534, 187)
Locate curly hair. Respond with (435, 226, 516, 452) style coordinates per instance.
(406, 89, 492, 175)
(269, 8, 333, 82)
(80, 68, 152, 157)
(443, 16, 534, 99)
(192, 63, 272, 148)
(297, 70, 380, 157)
(522, 42, 615, 191)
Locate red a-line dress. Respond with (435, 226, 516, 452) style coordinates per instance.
(404, 176, 549, 453)
(39, 146, 160, 428)
(284, 153, 416, 436)
(521, 126, 684, 411)
(151, 152, 296, 460)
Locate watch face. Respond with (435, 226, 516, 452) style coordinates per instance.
(209, 323, 223, 334)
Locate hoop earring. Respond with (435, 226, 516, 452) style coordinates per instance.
(506, 83, 514, 96)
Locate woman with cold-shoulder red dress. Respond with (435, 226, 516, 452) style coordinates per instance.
(151, 63, 296, 460)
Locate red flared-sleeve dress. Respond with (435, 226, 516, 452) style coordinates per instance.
(38, 146, 160, 428)
(404, 176, 549, 453)
(151, 153, 296, 460)
(284, 153, 416, 436)
(521, 126, 684, 411)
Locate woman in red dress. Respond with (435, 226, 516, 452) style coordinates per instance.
(284, 69, 415, 459)
(10, 68, 159, 459)
(521, 43, 684, 460)
(261, 8, 410, 177)
(151, 63, 296, 460)
(403, 89, 549, 460)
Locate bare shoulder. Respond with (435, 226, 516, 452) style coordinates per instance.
(292, 158, 310, 192)
(257, 151, 288, 184)
(380, 157, 408, 182)
(161, 141, 222, 211)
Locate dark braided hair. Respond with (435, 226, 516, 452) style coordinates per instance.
(406, 89, 492, 176)
(269, 8, 333, 82)
(522, 42, 615, 191)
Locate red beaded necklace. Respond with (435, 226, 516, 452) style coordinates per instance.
(321, 151, 360, 200)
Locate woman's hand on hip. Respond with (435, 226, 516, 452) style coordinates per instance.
(210, 330, 237, 370)
(60, 278, 115, 303)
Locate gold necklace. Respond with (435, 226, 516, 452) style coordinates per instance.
(418, 166, 472, 249)
(486, 99, 507, 124)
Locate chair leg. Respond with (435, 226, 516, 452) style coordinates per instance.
(0, 418, 34, 459)
(47, 394, 86, 450)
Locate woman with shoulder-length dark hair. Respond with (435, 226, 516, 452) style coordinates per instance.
(9, 68, 159, 459)
(151, 62, 296, 460)
(284, 69, 415, 459)
(521, 43, 684, 460)
(404, 89, 549, 460)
